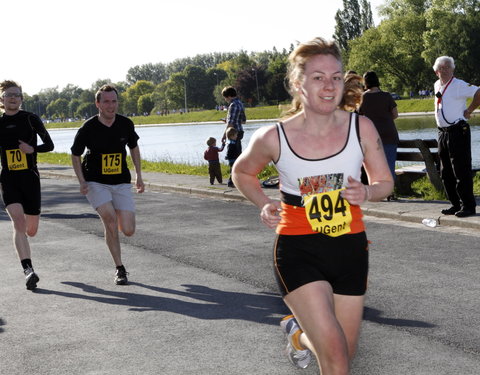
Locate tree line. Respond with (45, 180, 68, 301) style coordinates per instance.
(21, 0, 480, 121)
(340, 0, 480, 94)
(21, 48, 293, 121)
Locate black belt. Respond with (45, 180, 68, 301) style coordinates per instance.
(438, 120, 469, 132)
(280, 190, 303, 207)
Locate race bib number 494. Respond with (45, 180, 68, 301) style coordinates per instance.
(102, 153, 122, 175)
(6, 149, 27, 171)
(303, 189, 352, 237)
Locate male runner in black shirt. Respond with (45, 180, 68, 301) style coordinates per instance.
(71, 85, 144, 285)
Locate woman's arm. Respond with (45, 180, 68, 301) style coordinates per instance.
(232, 125, 281, 228)
(342, 116, 394, 205)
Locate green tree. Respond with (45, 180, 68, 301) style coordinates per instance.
(126, 63, 168, 85)
(334, 0, 375, 65)
(359, 0, 374, 32)
(122, 80, 155, 114)
(90, 79, 113, 91)
(76, 102, 97, 119)
(137, 94, 155, 115)
(46, 98, 69, 120)
(59, 84, 83, 101)
(422, 0, 480, 83)
(183, 65, 213, 108)
(265, 56, 289, 104)
(348, 0, 432, 93)
(153, 73, 186, 111)
(207, 68, 228, 105)
(334, 0, 362, 53)
(68, 98, 82, 118)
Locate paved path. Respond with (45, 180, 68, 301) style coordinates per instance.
(0, 173, 479, 374)
(38, 163, 480, 231)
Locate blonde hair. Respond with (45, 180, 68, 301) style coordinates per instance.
(283, 37, 342, 118)
(340, 73, 364, 112)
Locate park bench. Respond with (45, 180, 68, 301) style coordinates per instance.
(394, 138, 480, 195)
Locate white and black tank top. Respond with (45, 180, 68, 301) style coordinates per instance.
(275, 112, 364, 198)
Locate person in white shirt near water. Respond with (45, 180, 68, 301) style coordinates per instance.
(433, 56, 480, 218)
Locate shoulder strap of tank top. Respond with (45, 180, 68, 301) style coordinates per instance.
(276, 122, 287, 145)
(353, 112, 362, 146)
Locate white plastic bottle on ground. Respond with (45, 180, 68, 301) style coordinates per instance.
(422, 218, 439, 228)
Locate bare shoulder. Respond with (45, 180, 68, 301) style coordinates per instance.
(249, 123, 279, 145)
(357, 114, 378, 139)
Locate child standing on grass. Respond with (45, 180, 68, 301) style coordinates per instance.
(225, 128, 241, 188)
(204, 137, 225, 185)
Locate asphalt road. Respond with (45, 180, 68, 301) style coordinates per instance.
(0, 177, 479, 374)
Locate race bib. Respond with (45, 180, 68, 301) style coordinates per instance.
(102, 153, 122, 175)
(303, 189, 352, 237)
(6, 149, 28, 171)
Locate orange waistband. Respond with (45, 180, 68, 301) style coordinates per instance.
(275, 202, 365, 235)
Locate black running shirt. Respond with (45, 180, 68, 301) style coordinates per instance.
(0, 110, 54, 172)
(70, 114, 139, 185)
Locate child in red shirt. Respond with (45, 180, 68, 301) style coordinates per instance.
(203, 137, 225, 184)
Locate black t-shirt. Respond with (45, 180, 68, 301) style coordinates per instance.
(70, 114, 139, 185)
(0, 110, 54, 172)
(359, 91, 399, 144)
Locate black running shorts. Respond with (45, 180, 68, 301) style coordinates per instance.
(0, 169, 41, 215)
(274, 231, 369, 296)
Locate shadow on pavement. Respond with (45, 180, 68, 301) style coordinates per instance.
(41, 213, 98, 220)
(0, 318, 4, 333)
(364, 306, 435, 328)
(35, 282, 289, 326)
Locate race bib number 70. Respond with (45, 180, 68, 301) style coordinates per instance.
(6, 148, 27, 171)
(303, 189, 352, 237)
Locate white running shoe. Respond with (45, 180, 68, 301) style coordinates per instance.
(280, 315, 312, 369)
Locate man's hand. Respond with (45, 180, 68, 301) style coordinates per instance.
(18, 140, 34, 154)
(136, 176, 145, 193)
(79, 181, 88, 195)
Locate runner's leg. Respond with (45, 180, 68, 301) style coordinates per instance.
(117, 209, 135, 237)
(6, 203, 31, 260)
(96, 201, 123, 266)
(284, 281, 352, 375)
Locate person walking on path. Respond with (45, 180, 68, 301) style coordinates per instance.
(221, 86, 246, 151)
(359, 71, 399, 200)
(71, 85, 144, 285)
(433, 56, 480, 217)
(232, 37, 393, 374)
(203, 136, 225, 185)
(0, 80, 54, 290)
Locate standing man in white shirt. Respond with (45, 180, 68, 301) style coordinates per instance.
(433, 56, 480, 217)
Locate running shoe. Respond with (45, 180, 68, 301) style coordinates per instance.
(24, 267, 39, 290)
(280, 315, 312, 369)
(114, 268, 129, 285)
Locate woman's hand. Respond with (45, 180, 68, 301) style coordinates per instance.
(341, 176, 369, 205)
(260, 200, 282, 229)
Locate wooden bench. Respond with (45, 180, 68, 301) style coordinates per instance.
(394, 139, 480, 195)
(395, 139, 443, 194)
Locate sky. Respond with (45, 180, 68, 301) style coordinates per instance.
(8, 0, 384, 96)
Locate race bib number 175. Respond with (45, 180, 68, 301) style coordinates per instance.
(102, 153, 122, 175)
(303, 189, 352, 237)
